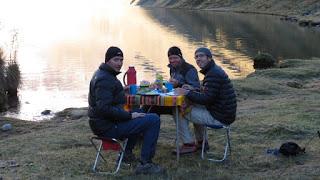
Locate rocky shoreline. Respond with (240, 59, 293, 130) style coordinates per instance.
(136, 0, 320, 29)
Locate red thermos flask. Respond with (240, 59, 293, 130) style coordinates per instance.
(123, 66, 137, 86)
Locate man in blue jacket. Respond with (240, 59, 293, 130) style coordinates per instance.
(175, 47, 237, 152)
(145, 46, 202, 155)
(88, 46, 164, 174)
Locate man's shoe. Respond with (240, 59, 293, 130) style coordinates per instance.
(135, 163, 165, 175)
(172, 143, 197, 155)
(196, 140, 210, 151)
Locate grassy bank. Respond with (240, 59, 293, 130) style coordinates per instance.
(1, 59, 320, 179)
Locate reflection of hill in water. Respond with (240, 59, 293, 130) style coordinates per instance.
(143, 8, 320, 76)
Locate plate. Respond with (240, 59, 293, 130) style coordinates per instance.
(137, 90, 160, 96)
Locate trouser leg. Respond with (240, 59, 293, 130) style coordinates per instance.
(101, 113, 161, 163)
(174, 111, 195, 144)
(193, 123, 206, 142)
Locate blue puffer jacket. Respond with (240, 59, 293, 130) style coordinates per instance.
(186, 61, 237, 125)
(88, 63, 131, 135)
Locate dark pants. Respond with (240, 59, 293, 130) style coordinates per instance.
(101, 113, 160, 163)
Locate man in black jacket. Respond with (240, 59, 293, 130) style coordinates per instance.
(175, 47, 237, 152)
(88, 46, 164, 174)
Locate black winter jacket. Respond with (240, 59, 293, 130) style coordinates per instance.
(88, 63, 131, 135)
(186, 61, 237, 125)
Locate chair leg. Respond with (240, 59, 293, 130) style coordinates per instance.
(201, 128, 207, 159)
(203, 126, 231, 162)
(113, 139, 128, 174)
(92, 141, 103, 172)
(227, 128, 231, 156)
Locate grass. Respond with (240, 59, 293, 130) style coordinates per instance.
(1, 59, 320, 179)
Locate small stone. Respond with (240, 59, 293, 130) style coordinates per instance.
(41, 110, 51, 115)
(1, 123, 12, 131)
(287, 81, 303, 89)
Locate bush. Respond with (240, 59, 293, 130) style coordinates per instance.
(0, 48, 21, 111)
(253, 53, 277, 69)
(0, 49, 7, 111)
(6, 61, 21, 97)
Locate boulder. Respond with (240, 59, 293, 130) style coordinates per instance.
(70, 109, 88, 119)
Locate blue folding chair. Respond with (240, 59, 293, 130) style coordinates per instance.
(201, 124, 231, 162)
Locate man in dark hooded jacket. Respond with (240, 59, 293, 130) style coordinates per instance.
(175, 47, 237, 154)
(88, 46, 164, 174)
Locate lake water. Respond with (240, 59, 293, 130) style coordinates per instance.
(1, 0, 320, 120)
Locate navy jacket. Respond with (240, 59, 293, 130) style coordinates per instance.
(168, 60, 200, 89)
(186, 61, 237, 125)
(88, 63, 131, 135)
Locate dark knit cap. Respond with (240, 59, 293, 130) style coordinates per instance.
(195, 47, 212, 58)
(105, 46, 123, 62)
(168, 46, 183, 58)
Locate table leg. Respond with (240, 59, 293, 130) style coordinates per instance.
(175, 106, 180, 161)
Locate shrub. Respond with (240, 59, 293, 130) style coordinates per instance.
(253, 53, 277, 69)
(0, 47, 21, 111)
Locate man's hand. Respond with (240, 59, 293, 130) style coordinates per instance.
(175, 88, 189, 95)
(131, 112, 146, 119)
(169, 78, 179, 88)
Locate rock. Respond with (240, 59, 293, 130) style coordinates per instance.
(281, 16, 298, 22)
(253, 53, 277, 69)
(1, 123, 12, 131)
(287, 81, 303, 89)
(302, 11, 311, 16)
(311, 21, 320, 27)
(41, 110, 51, 115)
(299, 20, 312, 27)
(70, 109, 88, 119)
(0, 160, 19, 168)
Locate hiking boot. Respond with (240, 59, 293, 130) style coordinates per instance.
(172, 143, 197, 155)
(196, 140, 210, 151)
(135, 162, 165, 175)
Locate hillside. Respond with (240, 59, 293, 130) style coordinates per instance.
(136, 0, 320, 21)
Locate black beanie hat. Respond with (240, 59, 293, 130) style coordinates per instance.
(105, 46, 123, 62)
(168, 46, 183, 58)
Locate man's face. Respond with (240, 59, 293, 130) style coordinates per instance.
(168, 55, 182, 68)
(106, 56, 123, 72)
(195, 52, 210, 69)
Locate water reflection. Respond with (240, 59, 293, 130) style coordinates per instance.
(0, 1, 319, 120)
(144, 8, 320, 76)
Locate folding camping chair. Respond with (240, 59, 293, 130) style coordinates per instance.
(201, 124, 231, 162)
(90, 136, 128, 174)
